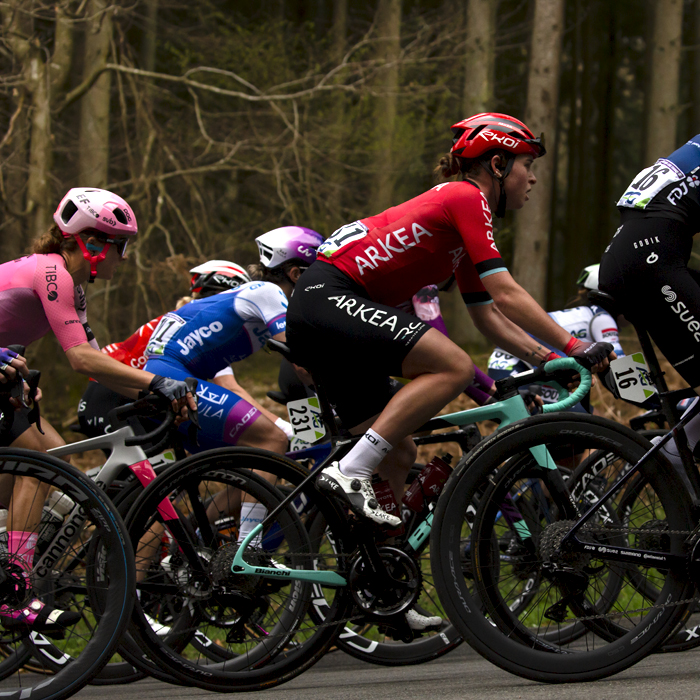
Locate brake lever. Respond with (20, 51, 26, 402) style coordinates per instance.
(23, 370, 43, 435)
(183, 377, 200, 447)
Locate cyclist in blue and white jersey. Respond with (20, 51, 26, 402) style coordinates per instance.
(144, 227, 323, 542)
(487, 264, 625, 410)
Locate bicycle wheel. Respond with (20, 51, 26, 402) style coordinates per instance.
(124, 447, 355, 692)
(0, 448, 134, 700)
(431, 414, 695, 683)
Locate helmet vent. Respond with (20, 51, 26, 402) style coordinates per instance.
(113, 207, 128, 225)
(61, 201, 78, 224)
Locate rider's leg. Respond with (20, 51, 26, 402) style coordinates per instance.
(348, 413, 417, 501)
(9, 420, 65, 533)
(336, 329, 473, 482)
(206, 414, 288, 540)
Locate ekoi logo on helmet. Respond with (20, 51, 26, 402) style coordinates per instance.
(476, 129, 524, 151)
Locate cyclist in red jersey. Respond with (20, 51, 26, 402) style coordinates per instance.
(0, 187, 195, 633)
(287, 113, 615, 529)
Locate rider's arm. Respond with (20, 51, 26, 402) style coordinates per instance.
(469, 302, 563, 365)
(65, 342, 154, 397)
(479, 271, 576, 356)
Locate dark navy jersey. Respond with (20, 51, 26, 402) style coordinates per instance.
(145, 281, 287, 378)
(617, 136, 700, 227)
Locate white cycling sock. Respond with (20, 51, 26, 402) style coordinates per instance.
(237, 501, 266, 547)
(337, 428, 393, 480)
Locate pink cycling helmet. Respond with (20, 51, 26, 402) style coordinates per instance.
(255, 226, 324, 269)
(189, 260, 251, 297)
(53, 188, 138, 282)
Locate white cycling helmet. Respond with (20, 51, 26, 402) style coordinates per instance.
(577, 264, 600, 292)
(255, 226, 324, 269)
(189, 260, 250, 297)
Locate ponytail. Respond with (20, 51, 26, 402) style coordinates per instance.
(31, 224, 79, 255)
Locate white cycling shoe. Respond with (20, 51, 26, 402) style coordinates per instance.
(405, 609, 443, 632)
(317, 462, 402, 528)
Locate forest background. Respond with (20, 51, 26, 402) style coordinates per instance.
(0, 0, 696, 428)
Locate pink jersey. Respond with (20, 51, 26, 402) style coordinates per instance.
(0, 254, 99, 352)
(317, 180, 506, 307)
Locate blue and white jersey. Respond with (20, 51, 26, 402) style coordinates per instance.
(488, 305, 624, 376)
(146, 281, 287, 378)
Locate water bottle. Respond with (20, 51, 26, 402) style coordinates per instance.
(36, 492, 75, 552)
(402, 453, 453, 514)
(371, 476, 404, 536)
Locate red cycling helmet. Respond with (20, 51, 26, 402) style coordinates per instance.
(450, 113, 546, 160)
(449, 113, 545, 217)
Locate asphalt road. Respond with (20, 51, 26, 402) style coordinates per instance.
(51, 643, 700, 700)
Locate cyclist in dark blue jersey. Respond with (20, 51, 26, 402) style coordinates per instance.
(600, 136, 700, 467)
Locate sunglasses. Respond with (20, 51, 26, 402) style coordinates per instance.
(104, 237, 130, 258)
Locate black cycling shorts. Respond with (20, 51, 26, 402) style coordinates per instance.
(600, 213, 700, 386)
(286, 263, 431, 429)
(0, 403, 32, 447)
(78, 381, 131, 438)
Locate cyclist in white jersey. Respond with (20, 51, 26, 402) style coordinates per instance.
(487, 265, 625, 409)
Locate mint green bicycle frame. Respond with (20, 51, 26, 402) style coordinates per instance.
(232, 357, 591, 586)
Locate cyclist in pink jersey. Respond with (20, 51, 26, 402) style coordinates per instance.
(287, 113, 616, 529)
(0, 187, 195, 634)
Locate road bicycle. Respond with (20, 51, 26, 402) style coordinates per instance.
(430, 357, 700, 682)
(0, 361, 135, 700)
(121, 341, 593, 691)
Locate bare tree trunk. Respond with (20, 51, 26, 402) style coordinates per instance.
(79, 0, 114, 186)
(368, 0, 402, 214)
(26, 53, 52, 235)
(140, 0, 159, 72)
(645, 0, 683, 163)
(1, 103, 30, 260)
(447, 0, 497, 348)
(511, 0, 565, 306)
(331, 0, 348, 64)
(322, 0, 349, 230)
(463, 0, 496, 116)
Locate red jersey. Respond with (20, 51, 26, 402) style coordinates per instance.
(102, 316, 162, 370)
(316, 180, 506, 307)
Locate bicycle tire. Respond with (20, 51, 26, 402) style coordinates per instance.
(124, 447, 355, 692)
(431, 414, 695, 683)
(0, 448, 134, 700)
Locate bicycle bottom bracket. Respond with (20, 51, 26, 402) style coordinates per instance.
(348, 546, 421, 617)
